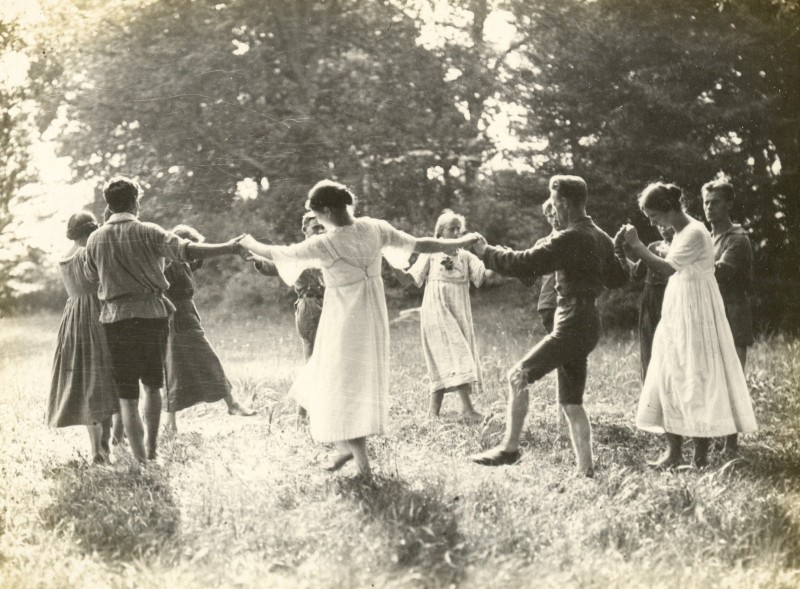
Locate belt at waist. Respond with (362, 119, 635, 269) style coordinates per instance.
(106, 291, 166, 303)
(557, 294, 596, 305)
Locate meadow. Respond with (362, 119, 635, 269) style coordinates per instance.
(1, 288, 799, 589)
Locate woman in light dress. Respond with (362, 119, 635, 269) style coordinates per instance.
(393, 209, 487, 419)
(620, 182, 757, 468)
(47, 211, 119, 464)
(238, 180, 476, 475)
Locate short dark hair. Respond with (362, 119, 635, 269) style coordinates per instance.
(549, 175, 587, 206)
(171, 224, 205, 243)
(103, 176, 141, 213)
(702, 179, 735, 203)
(305, 180, 355, 212)
(66, 211, 99, 241)
(638, 182, 686, 212)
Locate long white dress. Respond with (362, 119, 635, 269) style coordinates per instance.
(270, 217, 416, 443)
(636, 220, 757, 437)
(407, 250, 485, 393)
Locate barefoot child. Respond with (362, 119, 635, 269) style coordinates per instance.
(161, 224, 256, 433)
(238, 180, 477, 476)
(47, 212, 119, 464)
(393, 209, 486, 419)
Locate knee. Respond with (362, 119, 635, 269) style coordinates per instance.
(560, 403, 585, 420)
(507, 364, 528, 393)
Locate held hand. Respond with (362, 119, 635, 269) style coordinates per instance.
(622, 224, 641, 247)
(614, 227, 627, 246)
(237, 234, 258, 251)
(471, 233, 489, 257)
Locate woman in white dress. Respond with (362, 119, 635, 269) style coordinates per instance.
(238, 180, 477, 475)
(620, 182, 757, 468)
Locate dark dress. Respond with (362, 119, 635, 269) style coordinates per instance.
(163, 261, 231, 412)
(631, 240, 670, 381)
(47, 248, 119, 427)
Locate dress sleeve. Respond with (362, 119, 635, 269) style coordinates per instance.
(270, 236, 333, 286)
(406, 254, 431, 288)
(665, 224, 705, 272)
(463, 250, 487, 287)
(375, 219, 417, 269)
(82, 244, 99, 284)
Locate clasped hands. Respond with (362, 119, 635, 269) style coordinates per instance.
(614, 224, 641, 248)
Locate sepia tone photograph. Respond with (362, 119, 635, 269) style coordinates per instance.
(0, 0, 798, 587)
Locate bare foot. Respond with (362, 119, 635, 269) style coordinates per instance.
(460, 410, 483, 423)
(647, 451, 683, 471)
(322, 453, 354, 472)
(228, 402, 256, 417)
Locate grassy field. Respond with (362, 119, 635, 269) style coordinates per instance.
(1, 291, 799, 588)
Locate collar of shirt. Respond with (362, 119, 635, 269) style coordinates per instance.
(106, 212, 138, 224)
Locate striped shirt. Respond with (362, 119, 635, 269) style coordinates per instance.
(85, 213, 190, 323)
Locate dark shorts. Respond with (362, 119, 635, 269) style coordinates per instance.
(103, 317, 169, 400)
(295, 297, 323, 360)
(520, 300, 600, 405)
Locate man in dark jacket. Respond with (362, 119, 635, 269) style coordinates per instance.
(469, 175, 628, 477)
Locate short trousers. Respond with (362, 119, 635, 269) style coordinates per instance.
(103, 317, 169, 400)
(519, 300, 600, 405)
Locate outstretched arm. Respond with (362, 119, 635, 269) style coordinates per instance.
(186, 239, 245, 261)
(471, 233, 558, 280)
(238, 235, 275, 259)
(414, 234, 477, 254)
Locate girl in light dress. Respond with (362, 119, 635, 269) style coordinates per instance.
(238, 181, 477, 476)
(393, 209, 488, 419)
(621, 182, 757, 468)
(47, 211, 119, 464)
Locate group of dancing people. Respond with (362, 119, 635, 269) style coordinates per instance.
(47, 173, 757, 477)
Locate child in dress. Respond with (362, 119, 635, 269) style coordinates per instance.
(621, 182, 757, 468)
(614, 224, 674, 380)
(393, 209, 486, 419)
(238, 181, 477, 475)
(161, 224, 255, 433)
(47, 212, 119, 464)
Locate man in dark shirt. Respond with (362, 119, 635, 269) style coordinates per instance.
(469, 175, 628, 477)
(702, 179, 754, 456)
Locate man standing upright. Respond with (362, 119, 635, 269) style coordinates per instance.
(702, 178, 754, 456)
(85, 177, 244, 462)
(469, 175, 628, 477)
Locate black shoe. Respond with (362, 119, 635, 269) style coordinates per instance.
(470, 448, 521, 466)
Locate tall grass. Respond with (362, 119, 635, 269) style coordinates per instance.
(0, 296, 798, 588)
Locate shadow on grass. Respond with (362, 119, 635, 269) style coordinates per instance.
(335, 474, 465, 586)
(40, 459, 180, 561)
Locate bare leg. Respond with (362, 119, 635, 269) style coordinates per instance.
(119, 398, 147, 462)
(323, 441, 354, 471)
(87, 422, 104, 464)
(223, 392, 256, 416)
(561, 404, 594, 477)
(470, 363, 527, 466)
(455, 383, 482, 420)
(347, 437, 371, 476)
(111, 412, 124, 445)
(142, 385, 162, 460)
(501, 365, 530, 451)
(100, 418, 112, 458)
(693, 437, 710, 468)
(429, 389, 445, 417)
(648, 432, 683, 469)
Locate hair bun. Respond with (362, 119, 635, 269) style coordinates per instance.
(66, 211, 99, 240)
